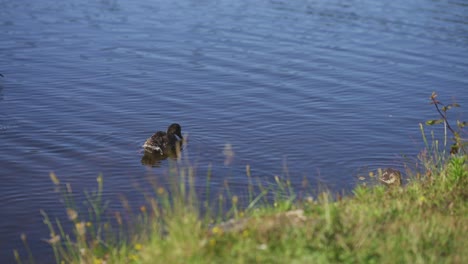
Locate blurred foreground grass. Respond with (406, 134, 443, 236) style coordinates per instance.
(22, 155, 465, 264)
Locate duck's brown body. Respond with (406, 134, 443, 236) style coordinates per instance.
(143, 123, 183, 155)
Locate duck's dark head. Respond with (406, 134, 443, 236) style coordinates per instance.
(167, 123, 183, 139)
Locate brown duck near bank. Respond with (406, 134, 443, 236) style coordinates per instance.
(380, 168, 402, 187)
(142, 123, 183, 155)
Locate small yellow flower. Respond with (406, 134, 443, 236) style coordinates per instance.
(66, 208, 78, 221)
(129, 254, 139, 261)
(134, 243, 143, 251)
(369, 171, 375, 178)
(75, 222, 86, 236)
(242, 230, 249, 238)
(211, 226, 223, 235)
(239, 211, 245, 218)
(86, 222, 92, 227)
(418, 196, 426, 205)
(157, 187, 165, 195)
(93, 257, 103, 264)
(140, 205, 147, 213)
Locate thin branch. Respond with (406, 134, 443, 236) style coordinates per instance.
(430, 94, 456, 135)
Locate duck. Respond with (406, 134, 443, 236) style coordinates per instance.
(143, 123, 183, 155)
(379, 168, 402, 187)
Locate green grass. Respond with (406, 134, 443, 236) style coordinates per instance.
(16, 152, 467, 264)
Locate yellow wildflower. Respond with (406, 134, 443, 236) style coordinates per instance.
(93, 257, 103, 264)
(134, 243, 143, 251)
(66, 208, 78, 221)
(418, 196, 426, 205)
(157, 187, 165, 195)
(75, 222, 86, 236)
(211, 226, 223, 235)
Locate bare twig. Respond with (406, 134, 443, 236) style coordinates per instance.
(430, 92, 456, 135)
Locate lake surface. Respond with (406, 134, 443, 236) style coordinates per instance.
(1, 0, 467, 262)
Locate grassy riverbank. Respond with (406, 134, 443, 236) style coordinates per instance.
(16, 94, 467, 264)
(18, 155, 467, 264)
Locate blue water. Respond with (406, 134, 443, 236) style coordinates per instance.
(1, 0, 467, 262)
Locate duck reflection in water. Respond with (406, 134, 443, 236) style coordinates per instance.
(141, 123, 184, 167)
